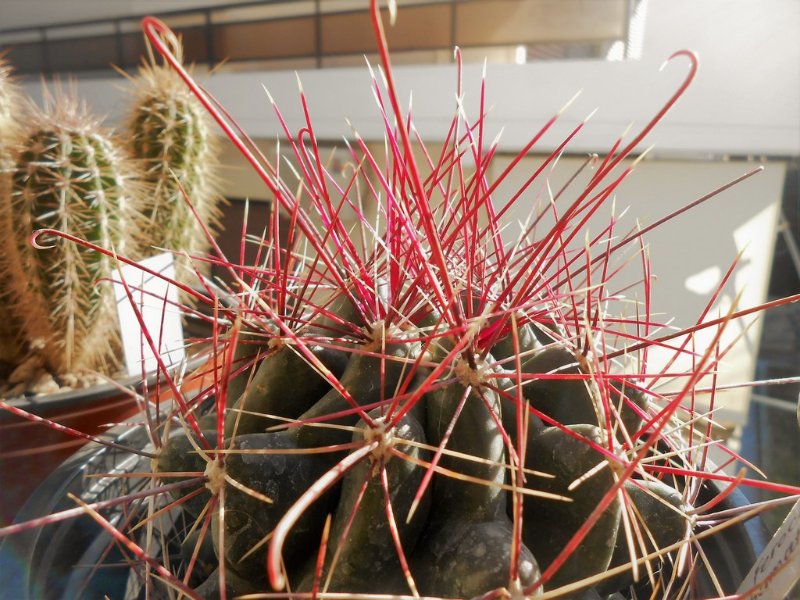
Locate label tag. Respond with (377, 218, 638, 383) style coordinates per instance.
(112, 253, 185, 377)
(737, 499, 800, 598)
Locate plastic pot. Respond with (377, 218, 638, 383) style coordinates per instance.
(1, 378, 148, 526)
(0, 423, 773, 600)
(0, 282, 229, 526)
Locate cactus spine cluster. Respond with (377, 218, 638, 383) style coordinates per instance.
(0, 58, 24, 363)
(126, 34, 221, 286)
(0, 91, 143, 374)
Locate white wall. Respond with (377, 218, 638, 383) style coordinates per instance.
(15, 0, 800, 156)
(488, 155, 786, 425)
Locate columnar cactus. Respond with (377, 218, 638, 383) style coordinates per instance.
(0, 90, 143, 374)
(125, 33, 221, 287)
(0, 58, 23, 363)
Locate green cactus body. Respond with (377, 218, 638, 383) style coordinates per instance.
(519, 424, 622, 590)
(3, 95, 142, 374)
(293, 410, 431, 594)
(0, 58, 24, 363)
(596, 478, 690, 595)
(126, 59, 221, 287)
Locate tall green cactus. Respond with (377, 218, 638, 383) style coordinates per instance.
(0, 57, 24, 364)
(126, 36, 221, 287)
(1, 90, 144, 375)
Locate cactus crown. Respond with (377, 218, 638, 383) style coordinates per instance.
(126, 32, 221, 283)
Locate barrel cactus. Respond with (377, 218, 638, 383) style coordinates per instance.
(125, 30, 221, 288)
(134, 9, 798, 599)
(0, 89, 144, 375)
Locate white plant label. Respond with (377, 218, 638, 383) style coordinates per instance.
(112, 253, 185, 377)
(737, 499, 800, 598)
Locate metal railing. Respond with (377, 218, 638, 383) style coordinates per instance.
(0, 0, 632, 76)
